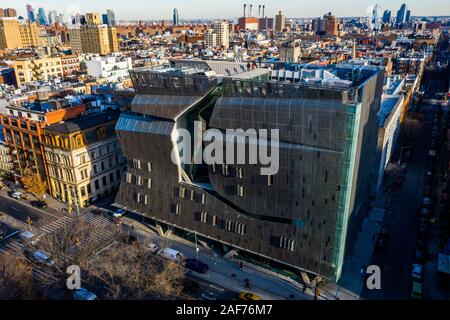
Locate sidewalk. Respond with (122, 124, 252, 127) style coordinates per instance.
(122, 217, 309, 300)
(1, 179, 71, 214)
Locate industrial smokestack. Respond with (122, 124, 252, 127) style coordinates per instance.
(258, 5, 261, 18)
(250, 4, 252, 17)
(244, 4, 246, 17)
(263, 5, 265, 18)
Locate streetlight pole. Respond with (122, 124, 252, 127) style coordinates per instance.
(194, 230, 199, 261)
(70, 187, 80, 216)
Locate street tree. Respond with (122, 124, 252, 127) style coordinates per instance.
(21, 174, 48, 199)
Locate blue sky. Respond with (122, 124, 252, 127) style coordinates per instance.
(2, 0, 450, 20)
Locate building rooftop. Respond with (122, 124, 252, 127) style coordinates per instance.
(45, 110, 120, 134)
(377, 95, 403, 127)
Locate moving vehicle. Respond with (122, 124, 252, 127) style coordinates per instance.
(32, 250, 55, 266)
(411, 264, 423, 280)
(10, 191, 23, 200)
(113, 209, 126, 219)
(20, 231, 36, 245)
(238, 292, 262, 300)
(410, 281, 422, 299)
(31, 200, 48, 209)
(73, 288, 97, 300)
(184, 259, 209, 274)
(159, 247, 185, 261)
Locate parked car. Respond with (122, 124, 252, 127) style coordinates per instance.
(159, 248, 185, 262)
(184, 259, 209, 274)
(10, 191, 23, 200)
(19, 231, 37, 245)
(410, 281, 422, 299)
(411, 264, 423, 281)
(31, 200, 48, 209)
(147, 242, 160, 254)
(32, 250, 55, 266)
(113, 209, 126, 219)
(239, 292, 262, 300)
(73, 288, 97, 300)
(376, 228, 389, 249)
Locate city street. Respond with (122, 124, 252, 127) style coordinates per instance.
(0, 188, 309, 300)
(362, 105, 434, 299)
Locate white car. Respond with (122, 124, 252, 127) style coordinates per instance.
(11, 192, 23, 200)
(113, 209, 126, 219)
(159, 248, 185, 262)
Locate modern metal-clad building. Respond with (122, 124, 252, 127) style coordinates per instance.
(114, 63, 384, 282)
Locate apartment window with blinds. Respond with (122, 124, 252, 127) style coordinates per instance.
(200, 193, 206, 204)
(267, 175, 273, 186)
(222, 164, 229, 176)
(147, 162, 152, 171)
(236, 167, 244, 178)
(133, 159, 141, 169)
(144, 195, 148, 205)
(179, 187, 186, 199)
(225, 219, 234, 232)
(190, 190, 195, 201)
(235, 223, 247, 235)
(237, 185, 244, 197)
(200, 211, 208, 223)
(211, 215, 218, 226)
(279, 237, 295, 251)
(136, 176, 143, 186)
(147, 178, 152, 189)
(126, 172, 132, 183)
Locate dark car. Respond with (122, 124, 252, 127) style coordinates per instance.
(184, 259, 209, 274)
(31, 200, 48, 209)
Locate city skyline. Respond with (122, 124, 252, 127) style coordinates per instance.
(2, 0, 450, 21)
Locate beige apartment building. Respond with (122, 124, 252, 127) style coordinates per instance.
(43, 111, 126, 208)
(0, 17, 41, 50)
(69, 13, 118, 55)
(13, 56, 63, 86)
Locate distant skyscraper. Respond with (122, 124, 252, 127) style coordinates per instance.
(324, 12, 338, 36)
(38, 7, 48, 25)
(102, 13, 109, 25)
(48, 10, 57, 25)
(173, 8, 179, 25)
(106, 10, 116, 27)
(396, 3, 407, 26)
(274, 10, 285, 32)
(382, 10, 391, 24)
(26, 4, 35, 22)
(371, 4, 381, 30)
(405, 10, 411, 23)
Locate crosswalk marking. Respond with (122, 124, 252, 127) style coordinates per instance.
(0, 239, 24, 256)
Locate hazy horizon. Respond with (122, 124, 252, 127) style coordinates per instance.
(1, 0, 450, 21)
